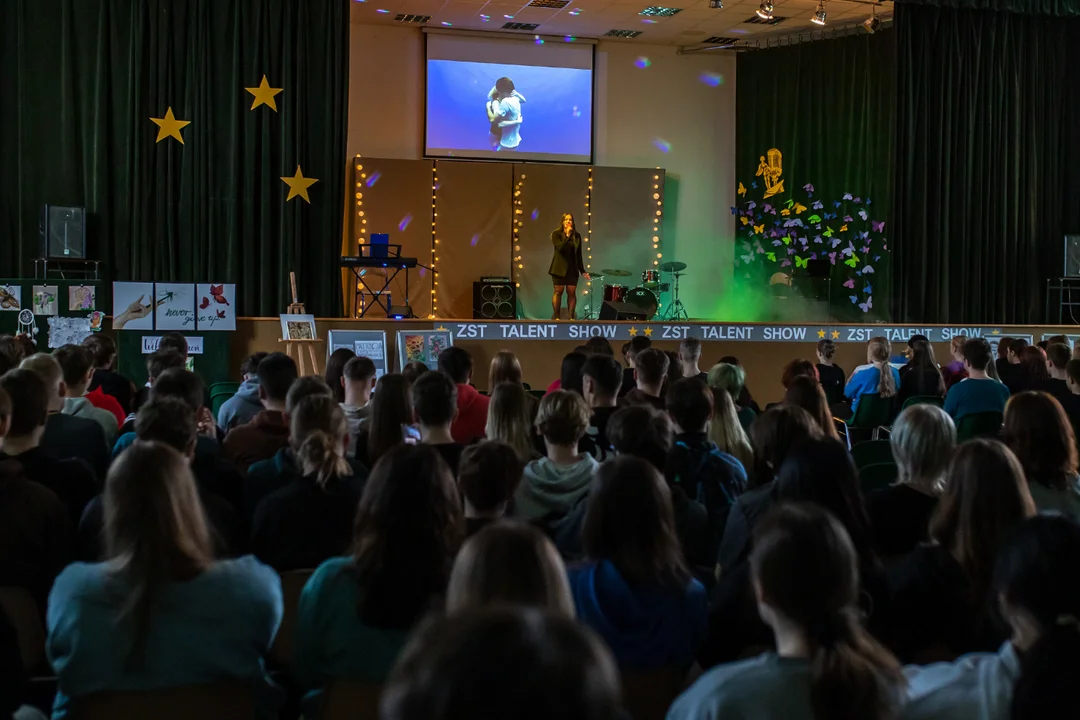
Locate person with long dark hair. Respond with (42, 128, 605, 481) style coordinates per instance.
(548, 213, 588, 320)
(294, 444, 462, 718)
(357, 374, 413, 468)
(568, 456, 707, 672)
(671, 504, 903, 720)
(898, 340, 946, 404)
(815, 338, 845, 406)
(904, 514, 1080, 720)
(1002, 391, 1080, 519)
(782, 375, 839, 440)
(324, 348, 355, 405)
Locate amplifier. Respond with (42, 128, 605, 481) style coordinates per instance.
(481, 276, 511, 284)
(41, 205, 87, 259)
(473, 280, 517, 319)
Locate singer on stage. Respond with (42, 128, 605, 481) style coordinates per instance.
(549, 213, 588, 320)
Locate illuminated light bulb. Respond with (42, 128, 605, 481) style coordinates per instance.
(653, 193, 659, 200)
(653, 236, 659, 242)
(654, 175, 659, 180)
(656, 210, 662, 216)
(518, 264, 524, 269)
(355, 165, 360, 171)
(657, 253, 663, 258)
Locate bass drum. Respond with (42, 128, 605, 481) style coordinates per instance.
(626, 286, 658, 318)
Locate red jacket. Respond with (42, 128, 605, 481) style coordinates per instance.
(86, 387, 125, 429)
(450, 384, 490, 445)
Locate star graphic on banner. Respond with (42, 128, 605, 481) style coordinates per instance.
(246, 76, 284, 112)
(831, 330, 840, 339)
(643, 327, 653, 337)
(991, 329, 1001, 335)
(817, 329, 826, 339)
(150, 107, 191, 144)
(436, 326, 448, 332)
(281, 166, 319, 203)
(628, 327, 638, 336)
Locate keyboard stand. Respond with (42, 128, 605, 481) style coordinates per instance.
(347, 264, 409, 318)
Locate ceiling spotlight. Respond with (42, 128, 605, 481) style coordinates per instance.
(863, 5, 880, 33)
(709, 0, 723, 8)
(756, 1, 774, 19)
(811, 2, 826, 25)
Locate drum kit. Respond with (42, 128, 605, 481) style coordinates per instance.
(590, 261, 689, 321)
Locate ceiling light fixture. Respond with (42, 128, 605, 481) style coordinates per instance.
(863, 5, 880, 33)
(756, 1, 774, 20)
(811, 2, 826, 25)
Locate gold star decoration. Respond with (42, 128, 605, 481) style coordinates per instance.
(150, 107, 191, 144)
(628, 327, 638, 336)
(436, 326, 448, 332)
(281, 166, 319, 203)
(831, 330, 840, 339)
(643, 326, 654, 337)
(246, 76, 284, 112)
(817, 329, 826, 339)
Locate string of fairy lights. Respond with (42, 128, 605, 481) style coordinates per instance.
(513, 172, 525, 289)
(584, 168, 592, 300)
(353, 155, 367, 318)
(431, 164, 438, 318)
(654, 170, 663, 268)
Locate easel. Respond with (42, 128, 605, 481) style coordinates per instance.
(279, 271, 322, 376)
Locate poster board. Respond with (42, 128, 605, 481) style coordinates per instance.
(328, 330, 390, 380)
(396, 329, 453, 371)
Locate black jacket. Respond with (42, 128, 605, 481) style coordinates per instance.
(548, 229, 584, 278)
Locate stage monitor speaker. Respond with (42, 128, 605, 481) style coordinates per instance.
(473, 280, 517, 319)
(41, 205, 87, 259)
(599, 301, 648, 321)
(1065, 235, 1080, 277)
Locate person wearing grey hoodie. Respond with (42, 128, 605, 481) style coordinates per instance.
(218, 352, 268, 432)
(52, 345, 119, 444)
(515, 390, 598, 526)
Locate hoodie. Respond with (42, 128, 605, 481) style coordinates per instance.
(449, 384, 490, 445)
(340, 402, 371, 457)
(217, 377, 263, 431)
(568, 559, 707, 672)
(62, 397, 118, 443)
(514, 454, 598, 523)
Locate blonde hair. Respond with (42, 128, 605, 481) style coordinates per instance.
(891, 405, 956, 494)
(708, 387, 754, 471)
(485, 383, 535, 462)
(447, 522, 574, 617)
(489, 351, 523, 390)
(535, 390, 590, 446)
(290, 394, 352, 487)
(707, 363, 745, 400)
(867, 337, 896, 398)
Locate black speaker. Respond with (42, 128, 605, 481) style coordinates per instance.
(473, 280, 517, 319)
(599, 301, 648, 321)
(41, 205, 87, 259)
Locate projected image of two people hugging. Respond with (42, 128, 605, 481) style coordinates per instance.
(486, 76, 525, 152)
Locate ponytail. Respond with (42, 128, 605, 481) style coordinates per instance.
(868, 337, 896, 399)
(297, 430, 351, 487)
(809, 608, 901, 720)
(290, 394, 352, 487)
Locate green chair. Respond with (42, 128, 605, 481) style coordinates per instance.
(208, 382, 241, 418)
(839, 394, 897, 448)
(902, 395, 945, 410)
(860, 462, 899, 494)
(957, 412, 1003, 443)
(851, 440, 894, 470)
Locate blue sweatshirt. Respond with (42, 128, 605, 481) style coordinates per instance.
(218, 378, 263, 431)
(943, 378, 1010, 422)
(568, 559, 707, 672)
(844, 364, 901, 414)
(46, 555, 283, 719)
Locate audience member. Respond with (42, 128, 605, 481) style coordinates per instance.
(222, 352, 297, 474)
(400, 361, 428, 385)
(569, 456, 707, 672)
(1037, 343, 1074, 405)
(1001, 337, 1030, 394)
(357, 373, 413, 469)
(867, 405, 955, 557)
(129, 349, 187, 424)
(815, 338, 845, 405)
(676, 337, 705, 381)
(294, 444, 462, 717)
(412, 371, 465, 474)
(994, 337, 1014, 385)
(707, 386, 754, 472)
(46, 441, 282, 717)
(898, 340, 946, 404)
(1016, 345, 1050, 392)
(0, 337, 25, 376)
(619, 335, 653, 397)
(583, 336, 614, 356)
(437, 347, 489, 445)
(719, 355, 762, 414)
(485, 382, 537, 463)
(844, 337, 899, 416)
(0, 385, 72, 605)
(250, 395, 364, 572)
(782, 375, 840, 439)
(943, 338, 1011, 422)
(780, 359, 818, 390)
(458, 441, 523, 537)
(112, 367, 215, 458)
(52, 344, 119, 442)
(904, 514, 1080, 720)
(447, 522, 573, 616)
(1002, 391, 1080, 519)
(324, 348, 356, 405)
(83, 334, 135, 415)
(671, 504, 903, 720)
(579, 354, 621, 461)
(489, 350, 524, 389)
(941, 335, 969, 389)
(664, 350, 684, 390)
(216, 351, 268, 431)
(158, 331, 189, 358)
(620, 348, 667, 410)
(1067, 357, 1080, 396)
(61, 343, 125, 429)
(708, 362, 755, 431)
(380, 608, 620, 720)
(515, 390, 597, 524)
(340, 356, 376, 457)
(882, 439, 1035, 662)
(554, 351, 588, 396)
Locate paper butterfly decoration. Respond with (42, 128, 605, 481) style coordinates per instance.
(872, 220, 885, 232)
(807, 214, 822, 224)
(862, 265, 876, 274)
(739, 252, 754, 265)
(785, 199, 794, 209)
(854, 197, 862, 204)
(866, 199, 873, 205)
(830, 237, 842, 248)
(753, 224, 764, 234)
(803, 184, 815, 193)
(787, 248, 796, 256)
(747, 202, 757, 211)
(812, 200, 824, 210)
(858, 210, 868, 221)
(833, 201, 842, 209)
(845, 257, 858, 268)
(766, 252, 776, 262)
(199, 297, 210, 310)
(780, 208, 791, 217)
(861, 246, 871, 254)
(781, 259, 792, 267)
(824, 212, 837, 220)
(841, 242, 855, 257)
(842, 193, 853, 201)
(737, 183, 746, 197)
(756, 214, 762, 220)
(823, 227, 834, 238)
(751, 181, 758, 189)
(813, 235, 823, 244)
(840, 224, 848, 232)
(796, 256, 808, 268)
(794, 203, 807, 214)
(740, 217, 749, 226)
(730, 206, 738, 215)
(209, 285, 229, 305)
(763, 203, 774, 214)
(843, 279, 855, 289)
(828, 252, 837, 264)
(810, 253, 818, 260)
(858, 231, 870, 241)
(772, 239, 783, 246)
(864, 283, 873, 294)
(850, 295, 859, 304)
(874, 255, 881, 262)
(843, 215, 853, 223)
(859, 297, 873, 313)
(782, 237, 791, 245)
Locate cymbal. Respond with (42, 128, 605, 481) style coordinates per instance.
(659, 261, 687, 273)
(601, 268, 632, 277)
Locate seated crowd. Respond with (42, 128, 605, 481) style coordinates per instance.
(1, 330, 1079, 720)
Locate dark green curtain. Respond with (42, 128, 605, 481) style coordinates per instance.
(0, 0, 349, 316)
(894, 2, 1080, 322)
(736, 32, 896, 320)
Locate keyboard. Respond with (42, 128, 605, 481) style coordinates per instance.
(340, 255, 418, 269)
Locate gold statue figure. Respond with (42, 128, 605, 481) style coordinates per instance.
(755, 148, 785, 199)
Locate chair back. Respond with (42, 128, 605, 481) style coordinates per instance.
(859, 462, 900, 494)
(70, 682, 252, 720)
(209, 382, 242, 418)
(847, 394, 897, 430)
(956, 412, 1003, 443)
(902, 395, 944, 410)
(320, 680, 383, 720)
(0, 586, 45, 673)
(851, 440, 894, 470)
(269, 569, 314, 669)
(621, 667, 684, 720)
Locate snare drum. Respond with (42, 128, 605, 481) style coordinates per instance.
(641, 270, 660, 289)
(603, 284, 628, 303)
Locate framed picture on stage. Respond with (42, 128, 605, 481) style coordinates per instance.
(396, 329, 453, 371)
(280, 314, 317, 341)
(327, 330, 390, 380)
